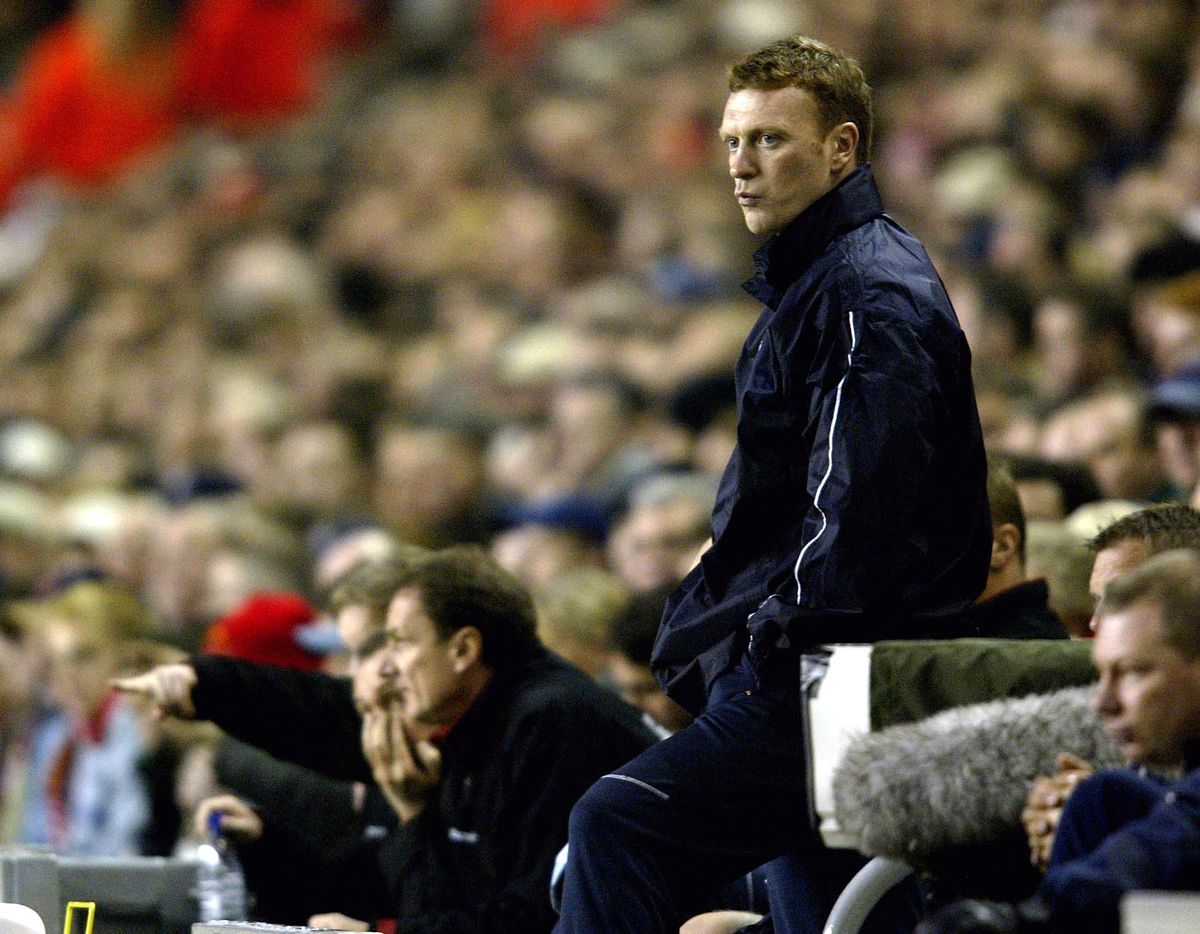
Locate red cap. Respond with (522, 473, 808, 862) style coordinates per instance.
(203, 592, 324, 670)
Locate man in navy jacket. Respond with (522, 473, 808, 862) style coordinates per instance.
(555, 35, 991, 934)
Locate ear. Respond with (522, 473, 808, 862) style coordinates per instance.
(828, 121, 859, 173)
(450, 626, 483, 673)
(991, 522, 1021, 572)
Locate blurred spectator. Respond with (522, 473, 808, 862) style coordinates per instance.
(966, 459, 1066, 639)
(0, 602, 50, 843)
(176, 0, 347, 130)
(606, 472, 716, 594)
(1000, 453, 1103, 522)
(1025, 521, 1096, 639)
(0, 0, 183, 208)
(372, 423, 488, 547)
(18, 580, 157, 855)
(607, 585, 693, 735)
(201, 592, 328, 671)
(1147, 357, 1200, 507)
(491, 522, 601, 590)
(1030, 286, 1135, 407)
(0, 482, 56, 598)
(1038, 390, 1167, 503)
(482, 0, 619, 64)
(309, 521, 402, 596)
(0, 0, 354, 208)
(532, 567, 629, 678)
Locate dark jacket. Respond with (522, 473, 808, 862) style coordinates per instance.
(191, 649, 656, 933)
(963, 579, 1066, 641)
(652, 165, 992, 713)
(214, 736, 392, 925)
(1034, 744, 1200, 933)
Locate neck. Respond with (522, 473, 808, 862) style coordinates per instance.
(438, 666, 494, 728)
(975, 565, 1026, 605)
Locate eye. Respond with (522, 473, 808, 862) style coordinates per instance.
(725, 137, 739, 152)
(358, 631, 387, 657)
(759, 133, 779, 146)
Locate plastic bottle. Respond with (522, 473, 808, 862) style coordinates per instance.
(195, 811, 248, 922)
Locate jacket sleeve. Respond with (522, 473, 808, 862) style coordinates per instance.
(385, 704, 648, 933)
(1035, 770, 1200, 933)
(191, 655, 370, 781)
(744, 294, 959, 653)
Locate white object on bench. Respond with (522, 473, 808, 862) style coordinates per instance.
(0, 902, 46, 934)
(806, 644, 873, 849)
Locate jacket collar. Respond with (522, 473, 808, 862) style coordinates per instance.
(1186, 738, 1200, 773)
(438, 645, 550, 762)
(743, 164, 884, 309)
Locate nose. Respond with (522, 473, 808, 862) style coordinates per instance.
(729, 142, 755, 179)
(1091, 675, 1117, 717)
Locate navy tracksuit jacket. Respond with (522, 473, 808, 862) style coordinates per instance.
(652, 165, 993, 713)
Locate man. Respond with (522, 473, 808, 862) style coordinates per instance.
(965, 459, 1066, 639)
(190, 553, 426, 926)
(118, 547, 655, 932)
(606, 472, 718, 595)
(555, 35, 991, 933)
(1085, 502, 1200, 632)
(1019, 502, 1200, 867)
(607, 585, 695, 735)
(921, 549, 1200, 933)
(1038, 390, 1167, 504)
(827, 505, 1200, 874)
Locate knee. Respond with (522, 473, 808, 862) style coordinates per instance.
(569, 773, 664, 844)
(569, 776, 624, 841)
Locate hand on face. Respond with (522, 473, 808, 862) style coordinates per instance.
(361, 700, 441, 823)
(1020, 752, 1092, 869)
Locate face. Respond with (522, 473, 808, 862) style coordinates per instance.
(44, 620, 115, 721)
(608, 654, 693, 733)
(352, 588, 471, 726)
(1090, 599, 1200, 767)
(1089, 540, 1149, 632)
(608, 500, 711, 593)
(0, 635, 36, 721)
(335, 604, 379, 673)
(720, 86, 855, 236)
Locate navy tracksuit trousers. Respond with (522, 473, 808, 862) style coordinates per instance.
(553, 654, 879, 933)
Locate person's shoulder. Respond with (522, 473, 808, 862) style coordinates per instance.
(506, 654, 656, 742)
(834, 220, 961, 330)
(836, 216, 936, 282)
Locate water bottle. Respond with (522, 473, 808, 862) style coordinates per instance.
(195, 811, 248, 922)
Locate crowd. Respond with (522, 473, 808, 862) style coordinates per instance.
(3, 0, 1200, 931)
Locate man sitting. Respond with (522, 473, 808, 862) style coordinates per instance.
(963, 458, 1066, 639)
(920, 548, 1200, 933)
(118, 546, 656, 932)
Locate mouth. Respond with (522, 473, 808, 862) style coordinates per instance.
(736, 193, 760, 206)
